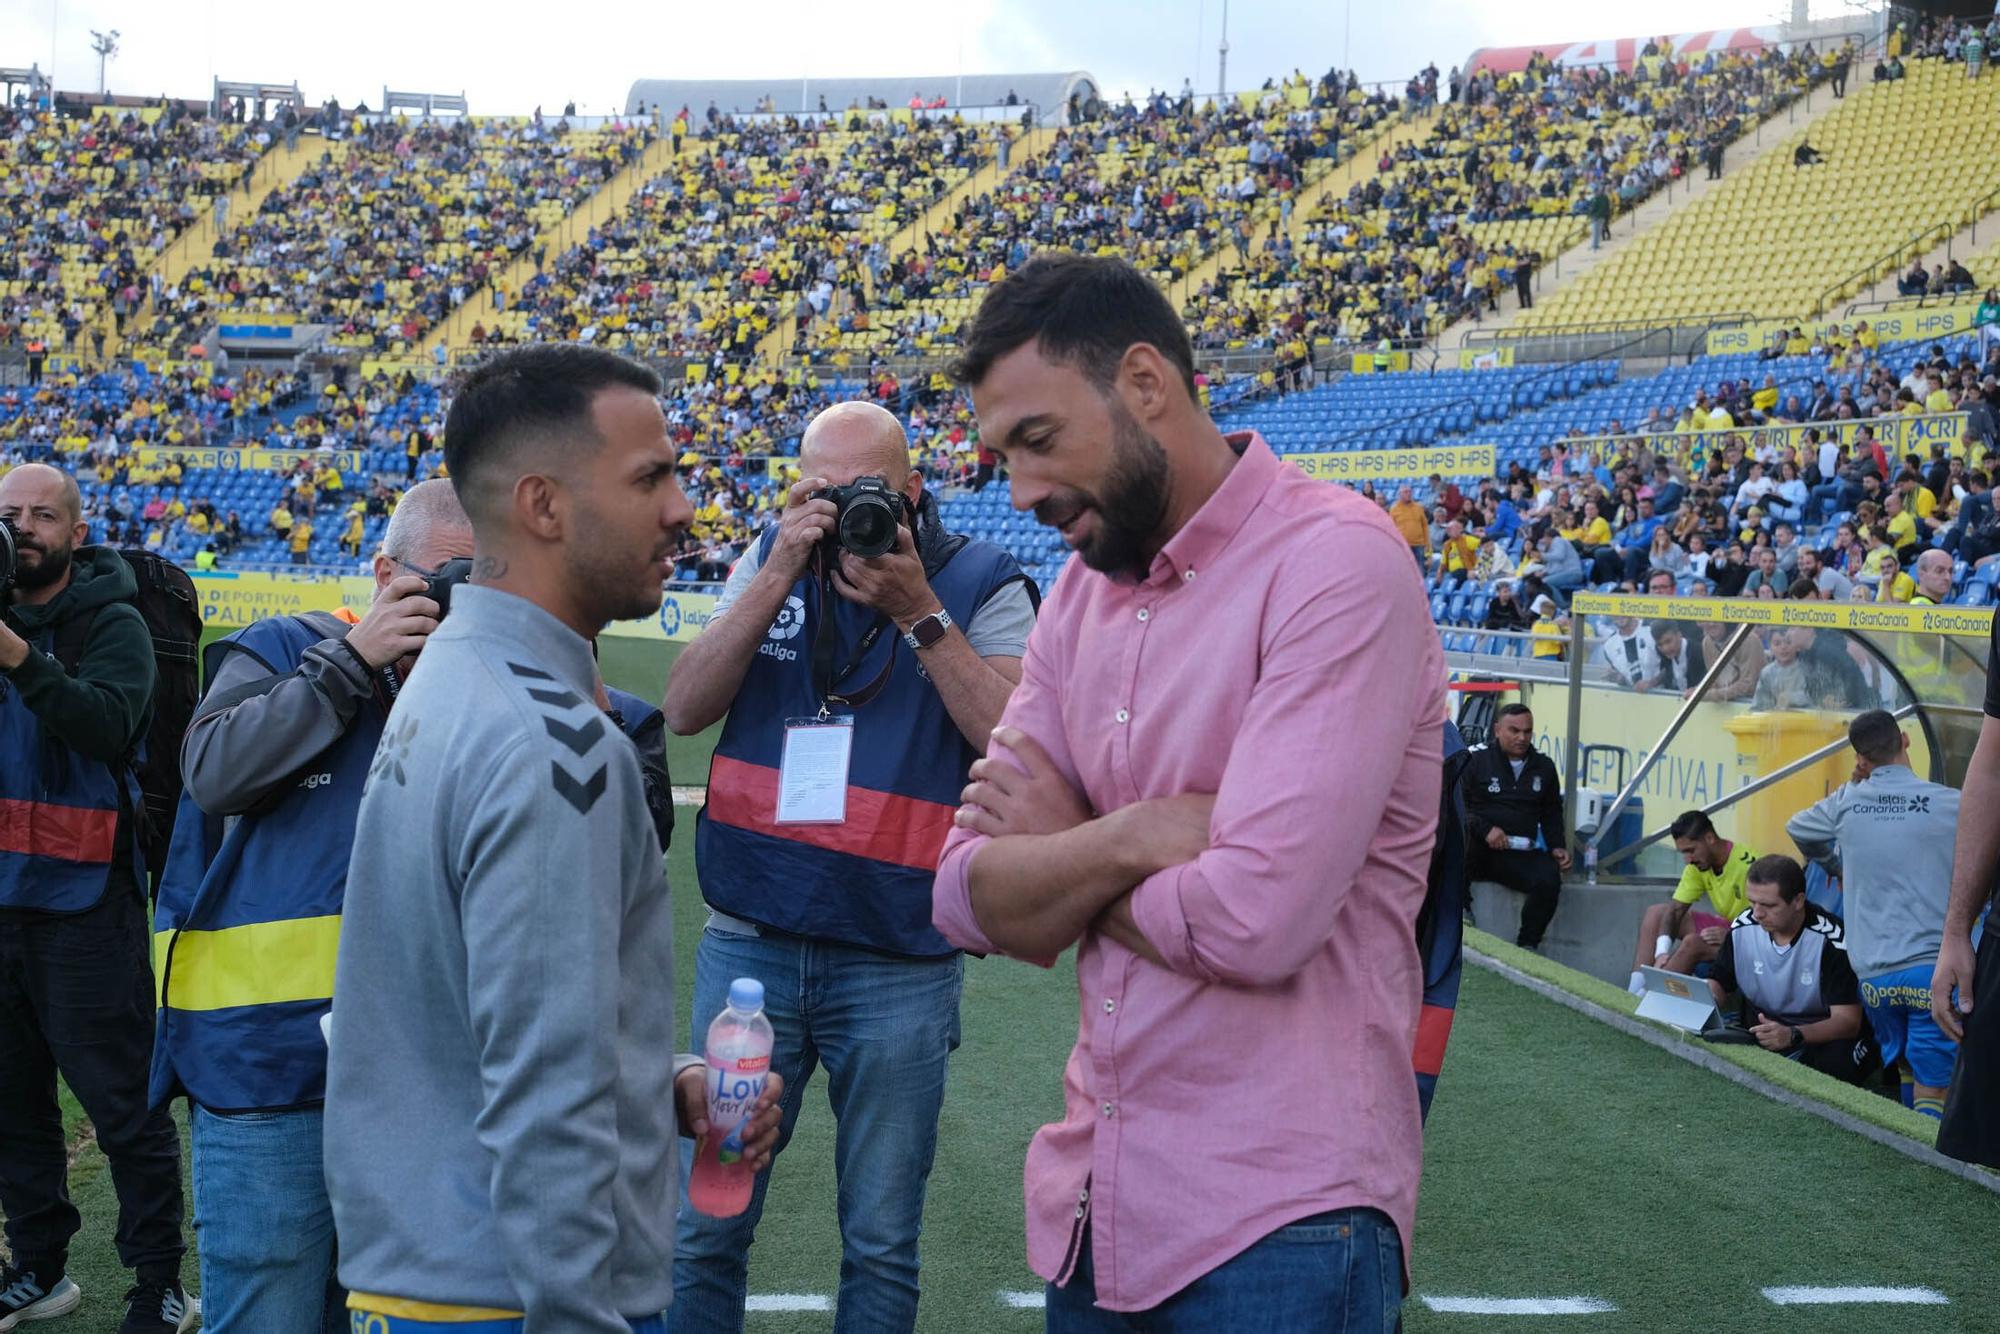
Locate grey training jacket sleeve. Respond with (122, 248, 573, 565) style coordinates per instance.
(180, 625, 376, 817)
(457, 734, 636, 1334)
(1785, 792, 1843, 871)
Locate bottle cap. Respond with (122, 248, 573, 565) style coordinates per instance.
(727, 977, 765, 1013)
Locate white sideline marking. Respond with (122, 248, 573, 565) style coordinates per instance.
(1421, 1296, 1617, 1315)
(999, 1289, 1046, 1308)
(746, 1294, 833, 1312)
(1762, 1286, 1948, 1306)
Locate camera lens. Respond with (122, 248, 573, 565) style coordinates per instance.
(0, 518, 17, 593)
(839, 495, 898, 559)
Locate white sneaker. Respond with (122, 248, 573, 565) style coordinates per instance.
(0, 1266, 82, 1331)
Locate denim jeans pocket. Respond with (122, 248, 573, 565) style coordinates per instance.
(1266, 1209, 1364, 1246)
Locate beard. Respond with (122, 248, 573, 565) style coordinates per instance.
(11, 539, 73, 592)
(565, 503, 673, 628)
(1035, 401, 1171, 580)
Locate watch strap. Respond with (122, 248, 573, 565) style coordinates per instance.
(903, 608, 953, 650)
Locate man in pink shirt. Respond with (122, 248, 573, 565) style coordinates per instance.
(932, 255, 1445, 1329)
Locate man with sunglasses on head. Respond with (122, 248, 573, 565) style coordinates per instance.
(663, 399, 1035, 1332)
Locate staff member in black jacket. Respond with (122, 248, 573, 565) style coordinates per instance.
(1461, 704, 1570, 949)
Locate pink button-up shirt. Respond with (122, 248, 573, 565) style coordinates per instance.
(933, 432, 1444, 1312)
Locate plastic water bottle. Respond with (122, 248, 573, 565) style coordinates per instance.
(687, 978, 774, 1218)
(1584, 842, 1600, 886)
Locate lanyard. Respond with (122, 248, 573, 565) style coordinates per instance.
(810, 569, 895, 714)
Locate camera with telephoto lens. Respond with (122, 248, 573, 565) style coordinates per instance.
(0, 517, 19, 593)
(421, 557, 474, 619)
(813, 476, 905, 560)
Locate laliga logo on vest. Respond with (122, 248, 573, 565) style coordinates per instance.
(760, 594, 807, 662)
(770, 595, 807, 641)
(658, 595, 683, 638)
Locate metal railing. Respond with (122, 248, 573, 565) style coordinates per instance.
(1460, 312, 1758, 366)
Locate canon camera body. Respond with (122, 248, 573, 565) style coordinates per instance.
(813, 476, 905, 560)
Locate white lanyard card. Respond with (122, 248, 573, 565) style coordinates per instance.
(776, 715, 855, 825)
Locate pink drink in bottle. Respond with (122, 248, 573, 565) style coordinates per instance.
(687, 977, 773, 1217)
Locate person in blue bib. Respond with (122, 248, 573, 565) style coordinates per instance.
(663, 400, 1037, 1332)
(0, 463, 189, 1333)
(149, 480, 471, 1331)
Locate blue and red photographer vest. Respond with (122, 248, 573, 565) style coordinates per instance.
(150, 614, 383, 1112)
(698, 526, 1029, 957)
(0, 624, 142, 913)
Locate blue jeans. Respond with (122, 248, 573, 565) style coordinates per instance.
(192, 1105, 343, 1334)
(668, 925, 962, 1334)
(1046, 1210, 1404, 1333)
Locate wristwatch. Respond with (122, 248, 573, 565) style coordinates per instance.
(903, 608, 954, 650)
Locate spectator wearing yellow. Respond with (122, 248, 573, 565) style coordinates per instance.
(1388, 485, 1429, 565)
(269, 504, 294, 537)
(1924, 376, 1955, 415)
(1873, 553, 1917, 603)
(340, 507, 366, 559)
(289, 519, 314, 565)
(1437, 519, 1479, 585)
(1529, 595, 1567, 659)
(1630, 809, 1761, 992)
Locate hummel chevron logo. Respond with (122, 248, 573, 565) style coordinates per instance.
(527, 687, 583, 708)
(506, 661, 556, 681)
(552, 762, 608, 814)
(544, 714, 605, 756)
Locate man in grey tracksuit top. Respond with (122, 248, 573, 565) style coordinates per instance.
(1786, 708, 1960, 1117)
(325, 582, 694, 1329)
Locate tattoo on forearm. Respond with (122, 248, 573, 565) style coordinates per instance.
(472, 556, 508, 581)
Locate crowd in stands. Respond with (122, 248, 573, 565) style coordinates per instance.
(482, 110, 1003, 364)
(1248, 40, 1831, 352)
(124, 111, 653, 363)
(0, 100, 269, 354)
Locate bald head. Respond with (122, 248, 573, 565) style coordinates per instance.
(800, 401, 911, 489)
(1914, 547, 1953, 600)
(0, 463, 82, 525)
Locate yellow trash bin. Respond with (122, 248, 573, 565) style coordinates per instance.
(1721, 710, 1850, 859)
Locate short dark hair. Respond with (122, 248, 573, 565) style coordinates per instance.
(1649, 619, 1682, 642)
(1669, 809, 1716, 841)
(1848, 708, 1904, 764)
(442, 344, 661, 521)
(949, 254, 1198, 400)
(1496, 703, 1533, 725)
(1746, 853, 1806, 902)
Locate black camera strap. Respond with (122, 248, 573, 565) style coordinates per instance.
(811, 565, 895, 711)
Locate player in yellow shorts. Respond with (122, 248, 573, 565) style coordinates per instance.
(1629, 809, 1759, 993)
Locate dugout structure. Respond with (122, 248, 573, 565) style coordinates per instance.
(1536, 594, 1991, 879)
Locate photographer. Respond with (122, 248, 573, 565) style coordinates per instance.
(0, 464, 190, 1331)
(662, 400, 1035, 1330)
(150, 480, 471, 1332)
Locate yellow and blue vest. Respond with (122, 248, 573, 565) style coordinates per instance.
(0, 623, 141, 913)
(697, 526, 1028, 957)
(150, 614, 385, 1111)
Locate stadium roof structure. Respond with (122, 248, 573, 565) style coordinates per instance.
(624, 71, 1097, 120)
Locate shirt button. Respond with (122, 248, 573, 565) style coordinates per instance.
(1136, 608, 1150, 622)
(1103, 998, 1116, 1014)
(1101, 1100, 1116, 1117)
(1114, 708, 1130, 724)
(1182, 568, 1197, 582)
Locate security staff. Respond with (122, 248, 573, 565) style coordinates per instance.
(0, 464, 189, 1332)
(662, 400, 1035, 1331)
(1460, 703, 1571, 949)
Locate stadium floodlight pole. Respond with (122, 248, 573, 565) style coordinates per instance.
(1217, 0, 1229, 101)
(89, 28, 118, 98)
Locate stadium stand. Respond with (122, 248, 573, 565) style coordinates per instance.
(122, 112, 653, 363)
(1243, 40, 1829, 348)
(0, 102, 268, 353)
(1519, 55, 2000, 329)
(479, 112, 1006, 363)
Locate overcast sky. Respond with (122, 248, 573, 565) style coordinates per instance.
(9, 0, 1821, 115)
